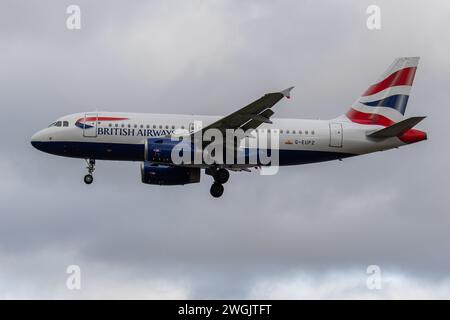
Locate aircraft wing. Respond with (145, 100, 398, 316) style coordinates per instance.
(198, 87, 294, 136)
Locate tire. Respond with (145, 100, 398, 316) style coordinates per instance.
(84, 174, 93, 184)
(215, 169, 230, 184)
(210, 182, 224, 198)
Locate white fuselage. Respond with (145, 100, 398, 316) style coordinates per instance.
(31, 111, 408, 167)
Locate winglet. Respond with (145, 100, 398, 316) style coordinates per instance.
(281, 86, 294, 99)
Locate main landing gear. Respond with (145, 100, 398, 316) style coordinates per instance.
(84, 159, 96, 185)
(206, 168, 229, 198)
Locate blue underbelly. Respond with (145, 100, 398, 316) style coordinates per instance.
(32, 141, 145, 161)
(31, 141, 355, 165)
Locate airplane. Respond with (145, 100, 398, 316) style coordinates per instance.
(31, 57, 427, 198)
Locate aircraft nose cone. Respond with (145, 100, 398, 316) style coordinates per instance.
(31, 130, 46, 150)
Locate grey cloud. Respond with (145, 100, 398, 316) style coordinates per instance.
(0, 0, 450, 298)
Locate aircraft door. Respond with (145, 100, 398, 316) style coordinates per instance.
(189, 121, 203, 134)
(329, 123, 343, 148)
(83, 113, 98, 138)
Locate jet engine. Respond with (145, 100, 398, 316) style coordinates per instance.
(140, 162, 200, 185)
(144, 137, 196, 165)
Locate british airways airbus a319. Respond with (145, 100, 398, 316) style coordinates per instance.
(31, 57, 427, 197)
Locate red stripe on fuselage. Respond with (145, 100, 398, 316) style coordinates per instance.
(77, 117, 129, 123)
(398, 128, 427, 144)
(362, 67, 417, 97)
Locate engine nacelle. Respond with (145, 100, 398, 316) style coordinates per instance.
(145, 138, 195, 165)
(140, 162, 200, 185)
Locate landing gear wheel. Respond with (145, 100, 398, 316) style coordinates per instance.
(215, 168, 230, 184)
(84, 174, 93, 184)
(210, 182, 224, 198)
(83, 159, 96, 184)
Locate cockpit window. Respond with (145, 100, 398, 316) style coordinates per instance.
(49, 121, 62, 127)
(63, 121, 69, 127)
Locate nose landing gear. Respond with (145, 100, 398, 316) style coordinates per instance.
(84, 159, 95, 184)
(206, 168, 229, 198)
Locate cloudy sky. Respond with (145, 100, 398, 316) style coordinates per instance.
(1, 0, 449, 299)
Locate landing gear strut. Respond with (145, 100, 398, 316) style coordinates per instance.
(206, 168, 229, 198)
(84, 159, 95, 184)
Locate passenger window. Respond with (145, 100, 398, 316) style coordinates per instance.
(181, 125, 185, 129)
(153, 125, 156, 129)
(312, 130, 315, 135)
(165, 125, 169, 129)
(280, 130, 283, 134)
(159, 125, 162, 129)
(286, 130, 290, 134)
(305, 130, 309, 135)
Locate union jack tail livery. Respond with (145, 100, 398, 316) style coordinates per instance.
(346, 57, 419, 126)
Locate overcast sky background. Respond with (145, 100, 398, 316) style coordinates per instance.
(0, 0, 449, 299)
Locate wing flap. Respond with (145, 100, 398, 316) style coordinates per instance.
(241, 109, 275, 131)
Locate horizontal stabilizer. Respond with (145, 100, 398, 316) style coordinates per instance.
(367, 116, 426, 139)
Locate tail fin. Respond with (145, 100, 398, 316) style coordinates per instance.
(346, 57, 419, 126)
